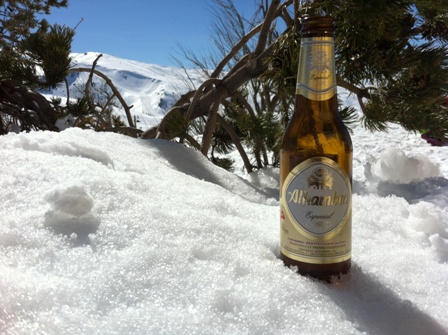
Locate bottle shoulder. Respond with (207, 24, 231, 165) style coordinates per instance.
(281, 113, 352, 152)
(283, 111, 351, 137)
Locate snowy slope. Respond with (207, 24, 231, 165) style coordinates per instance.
(1, 114, 448, 334)
(45, 52, 206, 129)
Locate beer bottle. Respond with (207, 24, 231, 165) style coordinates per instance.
(279, 16, 352, 281)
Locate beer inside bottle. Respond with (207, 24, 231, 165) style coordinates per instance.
(279, 16, 353, 281)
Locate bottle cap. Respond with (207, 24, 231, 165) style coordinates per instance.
(301, 16, 334, 35)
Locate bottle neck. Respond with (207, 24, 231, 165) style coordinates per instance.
(296, 35, 337, 102)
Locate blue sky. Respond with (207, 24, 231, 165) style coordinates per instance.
(43, 0, 257, 66)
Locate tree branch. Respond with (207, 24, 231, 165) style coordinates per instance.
(211, 22, 263, 78)
(337, 77, 371, 100)
(253, 0, 281, 56)
(141, 34, 280, 141)
(0, 80, 59, 131)
(216, 114, 253, 173)
(201, 87, 227, 155)
(69, 66, 135, 128)
(176, 78, 222, 142)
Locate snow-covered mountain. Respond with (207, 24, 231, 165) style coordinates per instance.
(45, 52, 207, 130)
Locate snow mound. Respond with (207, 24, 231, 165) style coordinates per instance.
(43, 185, 100, 242)
(368, 147, 440, 183)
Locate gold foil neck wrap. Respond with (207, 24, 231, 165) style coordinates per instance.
(296, 37, 336, 101)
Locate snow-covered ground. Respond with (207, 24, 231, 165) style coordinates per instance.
(1, 55, 448, 334)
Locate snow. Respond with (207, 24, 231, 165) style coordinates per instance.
(46, 52, 206, 130)
(1, 56, 448, 334)
(1, 124, 448, 335)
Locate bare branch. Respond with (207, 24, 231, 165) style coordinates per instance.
(216, 114, 253, 173)
(0, 80, 59, 131)
(253, 0, 282, 56)
(73, 18, 84, 31)
(69, 66, 135, 128)
(177, 78, 222, 142)
(96, 93, 117, 128)
(63, 77, 70, 106)
(141, 33, 281, 141)
(98, 126, 143, 138)
(211, 23, 263, 78)
(83, 54, 102, 111)
(185, 78, 222, 118)
(201, 88, 227, 155)
(337, 77, 371, 100)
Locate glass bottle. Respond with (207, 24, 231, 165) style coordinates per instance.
(279, 16, 352, 281)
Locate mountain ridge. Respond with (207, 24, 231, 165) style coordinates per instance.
(44, 52, 206, 130)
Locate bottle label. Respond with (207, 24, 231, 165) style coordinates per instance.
(280, 157, 351, 264)
(296, 37, 336, 101)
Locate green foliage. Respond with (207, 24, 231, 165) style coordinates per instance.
(183, 0, 448, 173)
(0, 23, 74, 88)
(338, 103, 358, 134)
(211, 156, 235, 172)
(211, 121, 236, 157)
(68, 96, 93, 117)
(263, 0, 448, 141)
(0, 0, 73, 132)
(261, 29, 300, 99)
(0, 1, 134, 135)
(0, 1, 72, 85)
(59, 81, 125, 131)
(23, 24, 75, 87)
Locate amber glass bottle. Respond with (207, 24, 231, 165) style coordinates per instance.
(279, 16, 352, 281)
